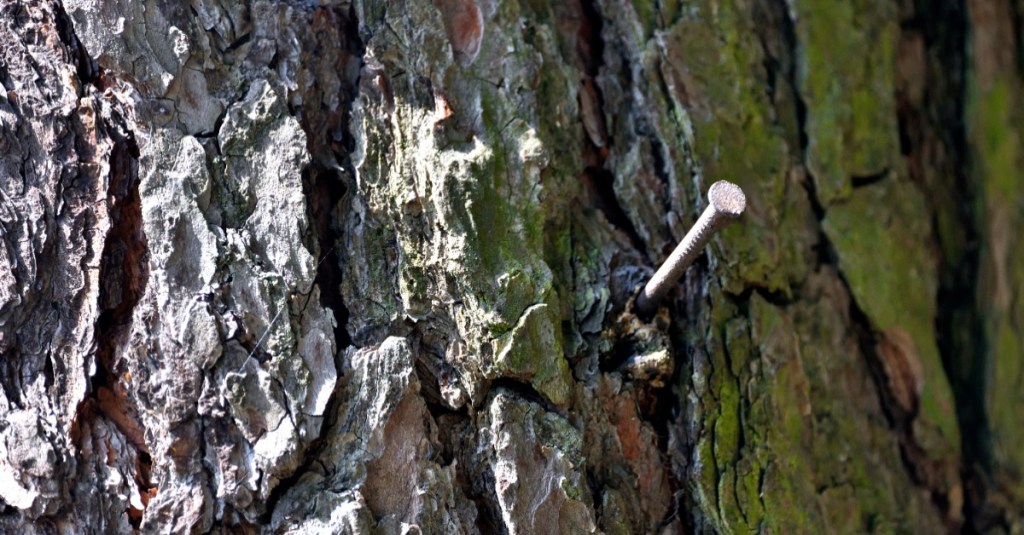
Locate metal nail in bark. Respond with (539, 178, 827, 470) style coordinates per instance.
(635, 180, 746, 318)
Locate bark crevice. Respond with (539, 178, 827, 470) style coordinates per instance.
(255, 3, 366, 524)
(763, 0, 968, 527)
(897, 0, 998, 531)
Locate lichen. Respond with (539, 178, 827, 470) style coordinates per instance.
(823, 176, 961, 450)
(492, 302, 573, 408)
(656, 2, 817, 297)
(796, 0, 900, 205)
(969, 72, 1024, 478)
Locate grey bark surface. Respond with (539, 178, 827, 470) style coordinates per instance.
(1, 0, 1023, 534)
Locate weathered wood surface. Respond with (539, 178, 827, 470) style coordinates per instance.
(0, 0, 1022, 532)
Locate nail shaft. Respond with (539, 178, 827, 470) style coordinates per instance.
(635, 180, 746, 318)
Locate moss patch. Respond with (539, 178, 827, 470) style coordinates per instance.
(823, 177, 961, 452)
(795, 0, 900, 205)
(656, 1, 817, 296)
(493, 303, 573, 408)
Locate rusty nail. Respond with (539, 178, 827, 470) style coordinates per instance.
(635, 180, 746, 318)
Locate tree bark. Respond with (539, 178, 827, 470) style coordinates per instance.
(1, 0, 1022, 533)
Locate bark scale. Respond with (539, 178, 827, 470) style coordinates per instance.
(0, 0, 1022, 533)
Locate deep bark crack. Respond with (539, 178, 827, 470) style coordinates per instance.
(260, 2, 364, 523)
(54, 0, 154, 521)
(898, 1, 999, 531)
(752, 0, 976, 528)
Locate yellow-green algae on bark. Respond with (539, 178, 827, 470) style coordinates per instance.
(655, 1, 818, 297)
(597, 0, 958, 531)
(968, 28, 1024, 490)
(687, 273, 949, 532)
(350, 0, 582, 408)
(795, 0, 901, 206)
(822, 177, 961, 453)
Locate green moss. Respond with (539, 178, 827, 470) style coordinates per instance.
(542, 203, 575, 347)
(693, 431, 723, 529)
(823, 177, 961, 451)
(746, 288, 947, 532)
(657, 2, 816, 297)
(493, 303, 573, 408)
(432, 31, 576, 329)
(689, 295, 768, 532)
(969, 73, 1024, 478)
(797, 0, 900, 205)
(491, 269, 538, 333)
(975, 80, 1022, 202)
(531, 75, 580, 176)
(639, 0, 953, 527)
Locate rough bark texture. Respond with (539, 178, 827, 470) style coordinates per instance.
(1, 0, 1023, 533)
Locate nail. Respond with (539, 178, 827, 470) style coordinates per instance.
(635, 180, 746, 318)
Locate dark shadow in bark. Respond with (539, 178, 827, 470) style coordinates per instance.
(52, 0, 153, 526)
(261, 2, 366, 523)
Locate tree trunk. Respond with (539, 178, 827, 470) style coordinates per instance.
(1, 0, 1022, 532)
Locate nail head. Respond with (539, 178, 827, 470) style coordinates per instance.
(708, 180, 746, 218)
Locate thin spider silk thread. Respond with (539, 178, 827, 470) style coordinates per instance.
(236, 244, 338, 373)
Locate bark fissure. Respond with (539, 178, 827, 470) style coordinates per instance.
(897, 1, 998, 531)
(580, 169, 649, 258)
(306, 167, 353, 351)
(1013, 0, 1024, 77)
(57, 0, 155, 523)
(575, 0, 650, 259)
(255, 4, 365, 524)
(850, 169, 891, 188)
(563, 2, 689, 532)
(762, 0, 967, 527)
(4, 0, 1024, 531)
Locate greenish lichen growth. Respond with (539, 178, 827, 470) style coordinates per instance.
(599, 0, 961, 531)
(823, 176, 961, 452)
(969, 73, 1024, 479)
(688, 272, 951, 532)
(796, 0, 900, 205)
(492, 303, 573, 408)
(352, 0, 585, 407)
(747, 286, 944, 532)
(656, 1, 817, 297)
